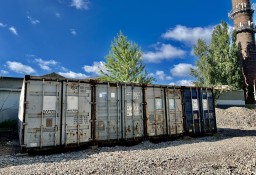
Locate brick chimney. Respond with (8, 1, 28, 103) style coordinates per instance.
(229, 0, 256, 104)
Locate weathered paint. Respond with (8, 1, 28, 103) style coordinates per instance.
(183, 87, 201, 134)
(166, 87, 184, 136)
(200, 88, 217, 134)
(122, 85, 144, 140)
(62, 81, 91, 145)
(21, 79, 62, 148)
(145, 86, 166, 137)
(95, 83, 122, 141)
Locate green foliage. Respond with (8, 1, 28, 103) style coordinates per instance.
(192, 22, 243, 89)
(99, 32, 155, 84)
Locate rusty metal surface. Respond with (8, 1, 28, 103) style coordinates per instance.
(62, 81, 91, 145)
(145, 86, 166, 137)
(22, 80, 62, 148)
(166, 87, 184, 136)
(95, 83, 122, 141)
(122, 85, 144, 140)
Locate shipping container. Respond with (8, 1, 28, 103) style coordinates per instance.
(19, 77, 62, 149)
(18, 74, 217, 151)
(200, 88, 217, 134)
(165, 86, 184, 136)
(183, 87, 201, 134)
(94, 83, 122, 142)
(145, 85, 167, 138)
(122, 85, 144, 140)
(61, 80, 92, 146)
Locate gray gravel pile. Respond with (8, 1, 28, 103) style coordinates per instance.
(0, 107, 256, 174)
(216, 107, 256, 128)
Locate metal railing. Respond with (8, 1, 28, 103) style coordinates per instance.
(236, 25, 256, 33)
(228, 7, 254, 19)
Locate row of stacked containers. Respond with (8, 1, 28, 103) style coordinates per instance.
(18, 75, 217, 151)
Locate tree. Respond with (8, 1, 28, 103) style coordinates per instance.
(191, 22, 243, 89)
(99, 32, 154, 84)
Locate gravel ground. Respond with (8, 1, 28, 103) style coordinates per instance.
(1, 107, 256, 175)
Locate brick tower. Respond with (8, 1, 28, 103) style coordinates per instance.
(229, 0, 256, 104)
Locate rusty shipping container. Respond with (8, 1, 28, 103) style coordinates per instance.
(165, 86, 184, 136)
(94, 83, 122, 142)
(122, 84, 144, 140)
(183, 87, 217, 135)
(183, 87, 202, 134)
(18, 76, 62, 149)
(18, 75, 217, 151)
(61, 80, 92, 146)
(200, 88, 217, 134)
(145, 85, 167, 138)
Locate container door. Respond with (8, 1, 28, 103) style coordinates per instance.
(62, 82, 91, 145)
(95, 84, 121, 141)
(122, 85, 144, 140)
(166, 87, 183, 136)
(201, 88, 216, 133)
(183, 87, 201, 134)
(23, 80, 61, 148)
(145, 87, 166, 137)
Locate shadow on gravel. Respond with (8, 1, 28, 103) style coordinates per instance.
(1, 127, 256, 169)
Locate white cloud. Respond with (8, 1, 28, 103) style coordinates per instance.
(58, 71, 88, 79)
(70, 29, 77, 36)
(71, 0, 89, 10)
(9, 27, 18, 36)
(0, 22, 7, 27)
(155, 70, 172, 81)
(35, 58, 58, 71)
(170, 63, 196, 77)
(143, 43, 186, 63)
(27, 16, 40, 25)
(83, 61, 106, 75)
(7, 61, 35, 74)
(169, 80, 195, 86)
(162, 25, 214, 45)
(0, 70, 8, 75)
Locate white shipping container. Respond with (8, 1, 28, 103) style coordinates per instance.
(19, 79, 62, 148)
(62, 81, 92, 145)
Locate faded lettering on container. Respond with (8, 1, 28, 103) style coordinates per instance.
(192, 99, 199, 111)
(127, 103, 140, 116)
(67, 96, 78, 112)
(43, 96, 56, 113)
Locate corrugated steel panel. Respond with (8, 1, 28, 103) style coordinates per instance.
(200, 88, 217, 134)
(183, 87, 201, 134)
(166, 87, 184, 136)
(122, 85, 144, 140)
(21, 79, 62, 148)
(62, 81, 92, 145)
(95, 83, 122, 141)
(145, 86, 166, 137)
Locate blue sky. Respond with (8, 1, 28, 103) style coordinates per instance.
(0, 0, 255, 85)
